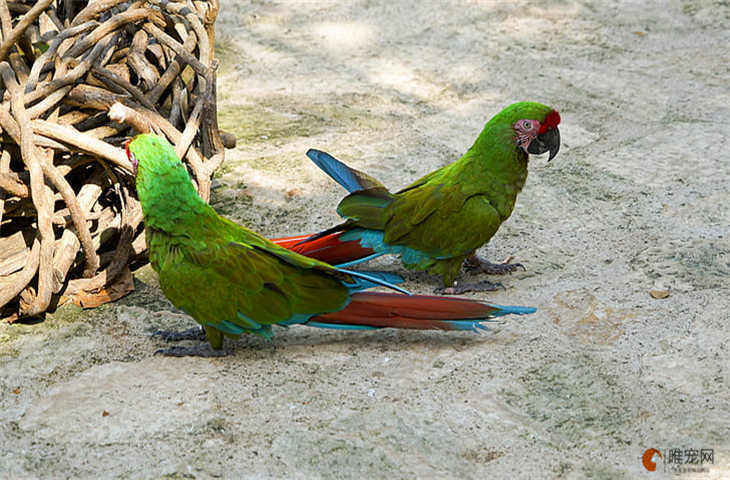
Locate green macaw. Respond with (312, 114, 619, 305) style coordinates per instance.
(273, 101, 561, 294)
(127, 134, 536, 355)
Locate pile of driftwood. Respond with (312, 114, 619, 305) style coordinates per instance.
(0, 0, 228, 320)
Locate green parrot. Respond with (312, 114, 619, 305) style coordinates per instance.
(273, 101, 561, 294)
(127, 134, 536, 356)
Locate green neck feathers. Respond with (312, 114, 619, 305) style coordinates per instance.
(129, 134, 206, 233)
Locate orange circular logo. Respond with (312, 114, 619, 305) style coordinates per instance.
(643, 448, 662, 471)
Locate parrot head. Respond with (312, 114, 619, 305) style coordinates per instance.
(507, 102, 561, 162)
(125, 134, 184, 177)
(125, 134, 199, 215)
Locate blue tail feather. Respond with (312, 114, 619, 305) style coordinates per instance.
(489, 304, 538, 317)
(340, 229, 433, 270)
(338, 268, 411, 295)
(307, 149, 362, 193)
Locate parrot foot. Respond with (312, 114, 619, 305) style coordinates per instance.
(464, 254, 525, 275)
(435, 280, 505, 295)
(151, 326, 207, 342)
(153, 345, 230, 357)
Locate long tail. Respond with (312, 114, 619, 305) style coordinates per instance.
(271, 231, 377, 266)
(306, 292, 536, 331)
(269, 149, 390, 265)
(306, 149, 384, 193)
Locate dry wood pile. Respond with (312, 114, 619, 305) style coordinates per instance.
(0, 0, 228, 321)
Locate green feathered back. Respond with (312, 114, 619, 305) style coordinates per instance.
(129, 134, 352, 346)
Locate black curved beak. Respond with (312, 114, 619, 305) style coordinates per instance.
(527, 127, 561, 162)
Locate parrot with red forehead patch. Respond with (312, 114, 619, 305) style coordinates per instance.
(273, 101, 561, 294)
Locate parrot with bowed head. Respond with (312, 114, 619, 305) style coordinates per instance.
(127, 134, 536, 356)
(273, 101, 561, 294)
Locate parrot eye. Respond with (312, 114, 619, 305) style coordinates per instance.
(522, 120, 534, 130)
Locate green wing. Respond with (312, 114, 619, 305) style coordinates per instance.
(386, 182, 503, 258)
(338, 161, 504, 260)
(156, 220, 351, 341)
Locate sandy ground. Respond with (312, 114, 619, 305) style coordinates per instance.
(1, 1, 729, 479)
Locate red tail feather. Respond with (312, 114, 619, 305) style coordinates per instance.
(270, 234, 312, 249)
(312, 292, 502, 330)
(271, 232, 375, 265)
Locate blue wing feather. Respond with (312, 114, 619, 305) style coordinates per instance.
(307, 149, 384, 193)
